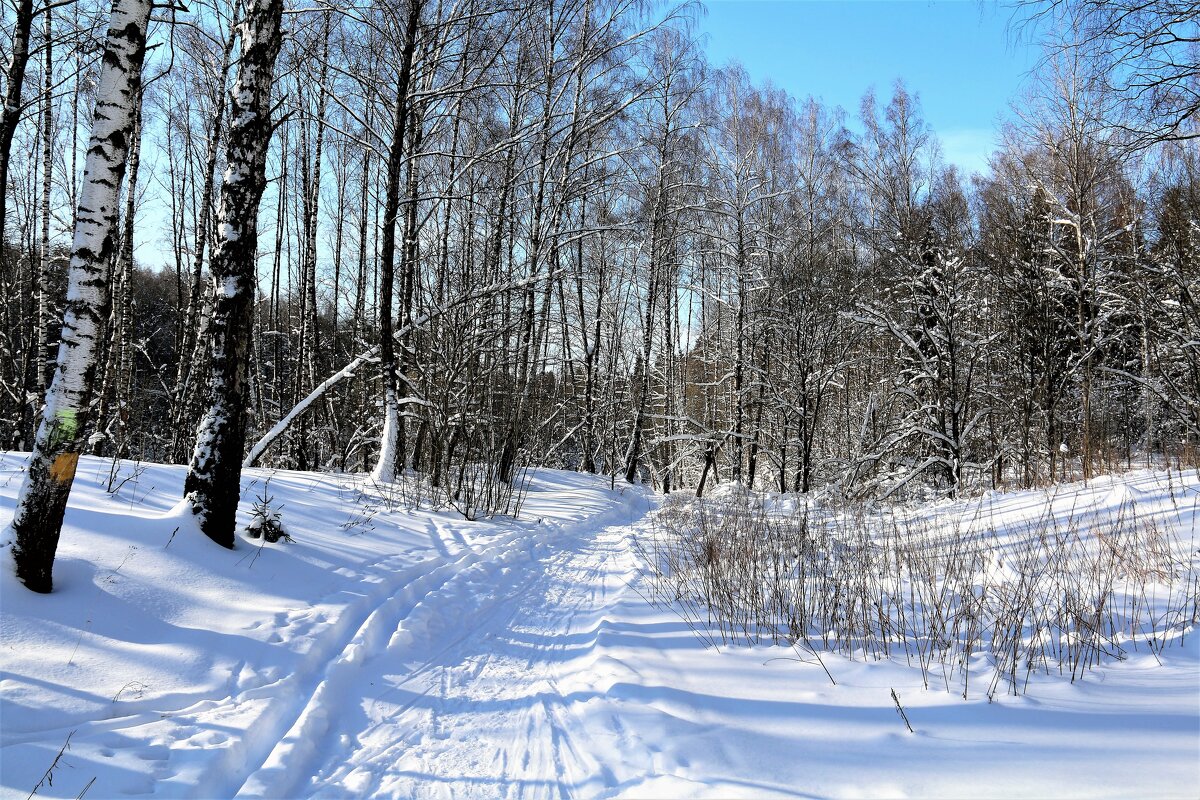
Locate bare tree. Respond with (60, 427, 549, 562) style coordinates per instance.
(1024, 0, 1199, 147)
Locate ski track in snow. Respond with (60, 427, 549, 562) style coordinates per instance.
(233, 514, 648, 798)
(266, 518, 641, 799)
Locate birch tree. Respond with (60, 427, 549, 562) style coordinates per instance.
(368, 0, 423, 484)
(183, 0, 285, 547)
(7, 0, 153, 593)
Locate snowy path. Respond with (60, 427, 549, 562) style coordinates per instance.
(0, 460, 658, 800)
(253, 514, 645, 799)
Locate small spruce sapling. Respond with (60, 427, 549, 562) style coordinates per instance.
(245, 485, 292, 544)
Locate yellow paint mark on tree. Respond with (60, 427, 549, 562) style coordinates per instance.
(49, 452, 79, 483)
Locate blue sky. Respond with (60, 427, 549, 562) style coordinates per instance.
(695, 0, 1041, 176)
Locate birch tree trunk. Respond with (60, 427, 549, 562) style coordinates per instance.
(8, 0, 153, 593)
(183, 0, 285, 547)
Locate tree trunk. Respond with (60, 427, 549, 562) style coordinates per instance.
(370, 0, 422, 484)
(183, 0, 285, 547)
(0, 0, 36, 252)
(8, 0, 154, 593)
(397, 103, 424, 473)
(36, 2, 54, 394)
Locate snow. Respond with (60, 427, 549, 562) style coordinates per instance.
(1, 453, 1198, 798)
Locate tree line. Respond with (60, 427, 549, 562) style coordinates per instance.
(0, 0, 1196, 591)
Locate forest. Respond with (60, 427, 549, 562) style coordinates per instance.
(0, 0, 1197, 592)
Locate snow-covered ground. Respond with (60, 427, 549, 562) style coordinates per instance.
(1, 453, 1197, 799)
